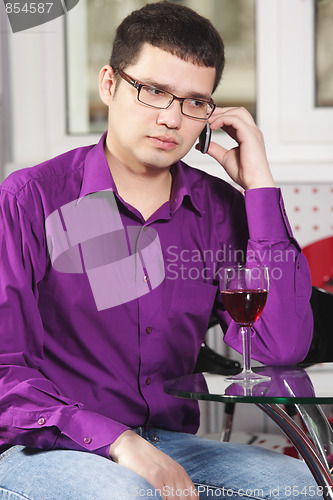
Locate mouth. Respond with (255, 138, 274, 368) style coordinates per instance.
(148, 135, 179, 150)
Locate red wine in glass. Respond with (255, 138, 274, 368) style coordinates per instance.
(221, 266, 270, 385)
(221, 289, 268, 326)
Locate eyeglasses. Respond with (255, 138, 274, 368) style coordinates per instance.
(116, 68, 216, 121)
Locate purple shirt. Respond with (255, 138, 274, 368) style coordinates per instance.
(0, 134, 313, 458)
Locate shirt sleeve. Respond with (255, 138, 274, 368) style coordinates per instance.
(219, 187, 313, 365)
(0, 188, 129, 457)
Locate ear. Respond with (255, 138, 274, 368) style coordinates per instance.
(99, 65, 117, 106)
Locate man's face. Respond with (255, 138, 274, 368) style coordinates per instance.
(104, 44, 216, 172)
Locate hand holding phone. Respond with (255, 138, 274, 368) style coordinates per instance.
(198, 123, 211, 154)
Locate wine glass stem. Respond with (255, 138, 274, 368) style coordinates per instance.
(241, 326, 251, 373)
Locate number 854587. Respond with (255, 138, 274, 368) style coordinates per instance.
(5, 2, 54, 14)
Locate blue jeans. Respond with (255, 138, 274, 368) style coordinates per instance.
(0, 428, 324, 499)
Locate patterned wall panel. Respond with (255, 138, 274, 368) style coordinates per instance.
(281, 184, 333, 248)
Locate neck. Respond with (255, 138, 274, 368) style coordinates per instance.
(104, 146, 173, 221)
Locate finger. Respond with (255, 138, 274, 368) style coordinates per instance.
(164, 467, 198, 499)
(209, 107, 255, 130)
(211, 106, 255, 124)
(206, 142, 242, 185)
(182, 478, 199, 499)
(205, 140, 229, 166)
(195, 140, 228, 164)
(173, 470, 198, 499)
(159, 481, 198, 500)
(209, 116, 255, 146)
(209, 113, 251, 132)
(169, 481, 198, 500)
(190, 483, 199, 498)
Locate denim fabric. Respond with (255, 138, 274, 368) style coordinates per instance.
(0, 430, 324, 499)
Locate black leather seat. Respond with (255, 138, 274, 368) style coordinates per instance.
(302, 286, 333, 363)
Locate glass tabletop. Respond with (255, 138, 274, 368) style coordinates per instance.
(164, 363, 333, 404)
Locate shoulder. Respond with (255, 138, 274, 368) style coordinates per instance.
(1, 145, 93, 197)
(0, 145, 96, 231)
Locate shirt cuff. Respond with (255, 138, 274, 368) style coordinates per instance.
(244, 187, 292, 242)
(59, 408, 130, 456)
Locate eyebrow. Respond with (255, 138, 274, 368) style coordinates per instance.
(140, 77, 212, 101)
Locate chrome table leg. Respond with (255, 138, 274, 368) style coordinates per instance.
(257, 403, 333, 500)
(295, 404, 333, 471)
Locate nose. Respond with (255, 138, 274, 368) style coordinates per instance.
(156, 99, 182, 129)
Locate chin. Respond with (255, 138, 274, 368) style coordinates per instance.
(141, 157, 174, 170)
(144, 150, 185, 170)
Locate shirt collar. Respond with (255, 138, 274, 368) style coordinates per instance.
(170, 161, 205, 216)
(79, 132, 116, 201)
(79, 133, 205, 216)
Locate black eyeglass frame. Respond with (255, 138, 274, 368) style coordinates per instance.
(115, 68, 216, 121)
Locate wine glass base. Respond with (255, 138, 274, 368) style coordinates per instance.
(225, 371, 271, 386)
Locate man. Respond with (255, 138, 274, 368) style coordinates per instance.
(0, 2, 319, 499)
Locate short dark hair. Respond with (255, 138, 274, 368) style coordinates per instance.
(109, 1, 225, 92)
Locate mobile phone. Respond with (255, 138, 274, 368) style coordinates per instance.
(198, 123, 211, 154)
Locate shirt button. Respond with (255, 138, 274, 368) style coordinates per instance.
(143, 275, 150, 283)
(37, 417, 46, 425)
(83, 436, 92, 444)
(145, 377, 151, 385)
(146, 327, 153, 334)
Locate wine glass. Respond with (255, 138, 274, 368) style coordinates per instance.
(220, 265, 270, 385)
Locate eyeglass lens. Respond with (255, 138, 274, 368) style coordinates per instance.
(138, 86, 213, 119)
